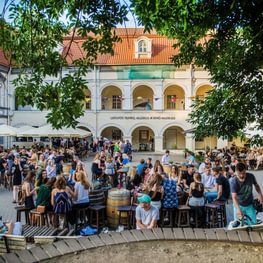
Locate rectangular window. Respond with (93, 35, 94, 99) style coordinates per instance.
(112, 129, 122, 140)
(112, 95, 121, 109)
(167, 95, 176, 109)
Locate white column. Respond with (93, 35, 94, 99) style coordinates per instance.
(123, 136, 132, 142)
(123, 83, 132, 110)
(184, 66, 195, 110)
(185, 134, 195, 152)
(154, 136, 163, 152)
(153, 84, 163, 110)
(217, 137, 228, 149)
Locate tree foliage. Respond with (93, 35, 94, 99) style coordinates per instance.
(131, 0, 263, 144)
(1, 0, 263, 143)
(0, 0, 128, 128)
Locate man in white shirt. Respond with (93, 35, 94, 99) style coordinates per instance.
(161, 150, 171, 165)
(136, 194, 159, 229)
(198, 157, 211, 174)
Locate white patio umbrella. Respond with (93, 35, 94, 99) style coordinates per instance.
(0, 124, 19, 136)
(17, 124, 91, 138)
(245, 129, 263, 138)
(15, 125, 34, 134)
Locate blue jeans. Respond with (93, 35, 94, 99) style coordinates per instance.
(233, 204, 257, 225)
(205, 192, 218, 203)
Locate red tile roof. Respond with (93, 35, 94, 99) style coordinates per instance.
(63, 28, 178, 65)
(0, 50, 10, 67)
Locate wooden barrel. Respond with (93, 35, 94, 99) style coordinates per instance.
(62, 163, 71, 175)
(163, 165, 172, 174)
(107, 188, 130, 229)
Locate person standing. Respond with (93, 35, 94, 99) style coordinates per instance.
(12, 157, 23, 203)
(230, 162, 263, 225)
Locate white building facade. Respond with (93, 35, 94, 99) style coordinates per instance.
(2, 29, 230, 152)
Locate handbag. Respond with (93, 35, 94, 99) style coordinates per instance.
(36, 205, 46, 213)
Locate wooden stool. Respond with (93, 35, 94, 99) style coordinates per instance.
(117, 206, 131, 230)
(175, 205, 191, 227)
(89, 205, 106, 231)
(205, 203, 219, 228)
(15, 206, 31, 224)
(53, 213, 68, 229)
(130, 205, 137, 229)
(73, 207, 89, 227)
(29, 209, 49, 227)
(190, 206, 205, 228)
(160, 208, 174, 227)
(212, 200, 226, 227)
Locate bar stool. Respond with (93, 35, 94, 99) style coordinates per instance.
(212, 200, 227, 227)
(89, 205, 106, 231)
(205, 203, 219, 228)
(160, 208, 174, 227)
(117, 206, 131, 230)
(175, 205, 191, 227)
(73, 206, 89, 227)
(15, 206, 31, 224)
(130, 205, 137, 229)
(29, 209, 49, 227)
(190, 206, 205, 228)
(53, 213, 69, 229)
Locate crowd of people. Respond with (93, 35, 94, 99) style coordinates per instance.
(133, 145, 263, 229)
(0, 139, 263, 234)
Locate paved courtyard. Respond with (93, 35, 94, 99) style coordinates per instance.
(1, 152, 263, 224)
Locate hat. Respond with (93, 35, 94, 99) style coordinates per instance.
(138, 194, 151, 203)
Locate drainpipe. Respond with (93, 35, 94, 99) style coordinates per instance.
(94, 65, 98, 138)
(6, 67, 11, 148)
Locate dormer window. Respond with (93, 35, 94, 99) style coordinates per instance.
(135, 37, 152, 58)
(138, 40, 147, 53)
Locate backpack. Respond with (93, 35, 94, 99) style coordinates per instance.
(17, 190, 26, 206)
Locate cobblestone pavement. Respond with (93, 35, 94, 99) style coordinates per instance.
(1, 152, 262, 224)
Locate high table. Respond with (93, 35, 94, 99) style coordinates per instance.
(117, 167, 129, 188)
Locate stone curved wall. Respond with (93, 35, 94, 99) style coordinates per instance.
(1, 228, 263, 262)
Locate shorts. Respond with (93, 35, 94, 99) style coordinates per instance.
(233, 204, 257, 225)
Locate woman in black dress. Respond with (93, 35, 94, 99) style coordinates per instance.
(12, 158, 23, 203)
(21, 171, 37, 209)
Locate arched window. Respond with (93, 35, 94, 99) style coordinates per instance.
(138, 40, 147, 53)
(135, 38, 152, 58)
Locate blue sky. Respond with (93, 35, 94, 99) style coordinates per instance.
(0, 0, 139, 28)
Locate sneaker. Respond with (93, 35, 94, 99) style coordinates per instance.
(228, 220, 242, 230)
(102, 227, 109, 234)
(116, 225, 124, 232)
(256, 218, 262, 224)
(232, 220, 241, 228)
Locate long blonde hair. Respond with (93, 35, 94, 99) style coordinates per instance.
(76, 171, 90, 190)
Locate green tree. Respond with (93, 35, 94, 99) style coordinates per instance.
(1, 0, 263, 143)
(131, 0, 263, 144)
(0, 0, 128, 128)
